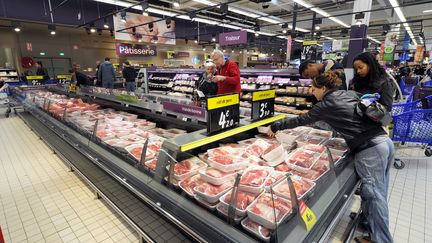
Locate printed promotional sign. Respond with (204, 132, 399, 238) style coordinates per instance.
(301, 41, 317, 61)
(206, 93, 240, 134)
(382, 32, 398, 61)
(414, 46, 424, 63)
(115, 43, 157, 56)
(162, 102, 206, 119)
(251, 89, 275, 121)
(286, 35, 292, 63)
(177, 52, 190, 57)
(113, 12, 176, 45)
(219, 31, 247, 46)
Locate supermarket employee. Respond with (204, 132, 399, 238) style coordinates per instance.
(211, 50, 241, 95)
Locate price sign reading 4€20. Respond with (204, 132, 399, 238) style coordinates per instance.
(251, 89, 275, 121)
(206, 93, 240, 134)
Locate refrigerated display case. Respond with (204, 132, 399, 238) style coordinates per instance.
(17, 86, 358, 243)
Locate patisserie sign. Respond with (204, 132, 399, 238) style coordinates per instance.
(115, 43, 157, 56)
(219, 31, 247, 46)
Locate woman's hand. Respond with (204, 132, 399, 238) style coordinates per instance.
(212, 75, 226, 82)
(267, 129, 275, 138)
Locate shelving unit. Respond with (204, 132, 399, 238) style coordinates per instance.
(0, 68, 19, 82)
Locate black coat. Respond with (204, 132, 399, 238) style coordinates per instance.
(122, 66, 136, 82)
(196, 72, 218, 96)
(271, 90, 386, 151)
(75, 72, 91, 86)
(352, 75, 395, 112)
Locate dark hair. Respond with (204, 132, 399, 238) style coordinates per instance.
(352, 52, 386, 91)
(105, 57, 110, 61)
(299, 60, 314, 76)
(37, 61, 43, 66)
(313, 71, 342, 90)
(124, 61, 130, 65)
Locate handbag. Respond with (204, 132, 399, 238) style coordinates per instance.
(355, 93, 392, 126)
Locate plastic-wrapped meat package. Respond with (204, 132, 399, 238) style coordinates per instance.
(194, 180, 233, 203)
(275, 163, 293, 172)
(170, 157, 207, 181)
(119, 134, 147, 144)
(325, 138, 348, 152)
(126, 144, 156, 161)
(287, 149, 320, 171)
(248, 193, 292, 229)
(293, 126, 313, 134)
(262, 144, 286, 166)
(96, 129, 116, 141)
(309, 128, 333, 139)
(241, 154, 265, 166)
(240, 167, 272, 188)
(245, 139, 271, 157)
(208, 146, 242, 158)
(264, 171, 285, 189)
(198, 152, 209, 162)
(320, 153, 342, 163)
(302, 144, 326, 153)
(273, 175, 315, 200)
(294, 169, 323, 181)
(220, 191, 257, 212)
(179, 174, 206, 197)
(144, 158, 158, 171)
(241, 218, 271, 240)
(296, 134, 326, 147)
(275, 129, 302, 145)
(199, 168, 238, 185)
(207, 156, 249, 172)
(238, 138, 258, 145)
(104, 138, 133, 149)
(208, 156, 235, 165)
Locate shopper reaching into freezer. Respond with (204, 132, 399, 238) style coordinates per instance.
(299, 59, 347, 90)
(267, 71, 394, 243)
(211, 50, 241, 95)
(98, 57, 116, 89)
(352, 52, 395, 112)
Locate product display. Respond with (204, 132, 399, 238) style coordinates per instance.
(0, 68, 19, 82)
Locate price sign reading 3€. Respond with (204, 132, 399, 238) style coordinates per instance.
(251, 89, 275, 121)
(206, 93, 240, 134)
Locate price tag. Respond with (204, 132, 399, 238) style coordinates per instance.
(251, 89, 275, 121)
(26, 76, 44, 86)
(68, 83, 77, 92)
(206, 93, 240, 134)
(56, 74, 72, 84)
(299, 200, 317, 232)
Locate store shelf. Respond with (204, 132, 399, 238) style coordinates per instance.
(275, 92, 314, 97)
(0, 75, 19, 77)
(275, 100, 313, 108)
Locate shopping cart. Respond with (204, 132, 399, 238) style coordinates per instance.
(391, 95, 432, 168)
(399, 76, 419, 96)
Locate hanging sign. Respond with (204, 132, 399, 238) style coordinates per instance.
(251, 89, 275, 121)
(286, 35, 292, 63)
(219, 31, 247, 46)
(382, 32, 398, 62)
(206, 93, 240, 134)
(177, 52, 190, 57)
(414, 46, 424, 63)
(301, 41, 317, 61)
(167, 51, 175, 59)
(115, 43, 157, 56)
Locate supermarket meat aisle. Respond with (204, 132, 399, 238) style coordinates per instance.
(0, 114, 139, 243)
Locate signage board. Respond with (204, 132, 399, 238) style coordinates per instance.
(206, 93, 240, 134)
(163, 102, 206, 119)
(115, 43, 157, 57)
(219, 31, 247, 46)
(177, 52, 190, 57)
(251, 89, 275, 121)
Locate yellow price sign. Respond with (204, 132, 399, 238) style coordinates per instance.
(252, 89, 275, 102)
(303, 40, 318, 46)
(299, 200, 317, 232)
(69, 83, 77, 92)
(26, 75, 44, 80)
(207, 93, 239, 110)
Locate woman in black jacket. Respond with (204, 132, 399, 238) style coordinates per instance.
(268, 71, 394, 243)
(351, 52, 395, 112)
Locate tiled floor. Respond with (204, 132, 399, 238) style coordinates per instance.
(329, 145, 432, 243)
(0, 114, 139, 242)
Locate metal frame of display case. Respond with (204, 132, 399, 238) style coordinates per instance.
(18, 87, 359, 243)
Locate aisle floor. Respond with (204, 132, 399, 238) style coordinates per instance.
(329, 145, 432, 243)
(0, 114, 139, 243)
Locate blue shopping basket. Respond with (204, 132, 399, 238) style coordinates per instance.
(392, 109, 432, 145)
(391, 95, 432, 117)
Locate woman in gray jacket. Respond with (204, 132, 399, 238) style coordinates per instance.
(268, 71, 394, 243)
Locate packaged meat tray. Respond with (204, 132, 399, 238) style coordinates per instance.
(324, 138, 349, 154)
(104, 138, 133, 150)
(286, 149, 321, 172)
(238, 137, 258, 145)
(274, 163, 293, 172)
(302, 144, 326, 154)
(245, 139, 271, 158)
(296, 134, 327, 148)
(144, 158, 158, 172)
(207, 146, 244, 158)
(239, 166, 274, 193)
(199, 167, 239, 185)
(167, 157, 207, 181)
(119, 134, 147, 144)
(294, 158, 329, 182)
(207, 156, 249, 172)
(293, 126, 312, 134)
(273, 175, 316, 200)
(216, 203, 244, 224)
(179, 174, 206, 197)
(247, 193, 293, 229)
(262, 144, 287, 166)
(194, 195, 219, 211)
(194, 180, 234, 203)
(257, 126, 270, 134)
(219, 190, 258, 216)
(309, 128, 333, 139)
(275, 129, 302, 145)
(125, 143, 156, 161)
(264, 171, 286, 192)
(241, 218, 271, 242)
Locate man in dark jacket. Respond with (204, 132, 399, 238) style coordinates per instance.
(299, 59, 347, 90)
(122, 61, 136, 92)
(35, 61, 50, 81)
(98, 57, 116, 89)
(69, 69, 90, 87)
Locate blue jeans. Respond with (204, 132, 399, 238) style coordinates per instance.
(125, 82, 136, 92)
(354, 135, 394, 243)
(102, 81, 114, 89)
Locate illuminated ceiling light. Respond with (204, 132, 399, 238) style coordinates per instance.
(173, 1, 180, 8)
(12, 21, 21, 32)
(203, 48, 206, 51)
(103, 18, 109, 29)
(120, 10, 127, 23)
(282, 29, 287, 34)
(255, 32, 259, 37)
(389, 0, 417, 46)
(423, 9, 432, 13)
(315, 25, 320, 30)
(48, 24, 56, 35)
(141, 0, 149, 15)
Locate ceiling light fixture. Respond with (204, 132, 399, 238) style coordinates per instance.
(255, 32, 259, 37)
(141, 0, 149, 14)
(315, 25, 320, 30)
(173, 1, 180, 8)
(48, 24, 56, 35)
(12, 21, 21, 32)
(103, 18, 109, 29)
(389, 0, 417, 46)
(166, 18, 172, 28)
(423, 9, 432, 13)
(149, 23, 154, 32)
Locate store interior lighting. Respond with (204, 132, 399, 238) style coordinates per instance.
(48, 24, 56, 35)
(12, 21, 21, 32)
(355, 12, 364, 26)
(166, 18, 172, 28)
(148, 23, 153, 32)
(90, 24, 96, 33)
(255, 32, 259, 37)
(141, 0, 149, 15)
(120, 10, 127, 23)
(423, 9, 432, 13)
(173, 0, 180, 8)
(389, 0, 417, 46)
(103, 18, 109, 29)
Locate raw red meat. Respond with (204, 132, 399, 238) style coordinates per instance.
(309, 129, 332, 138)
(194, 181, 232, 196)
(240, 169, 270, 187)
(243, 218, 271, 238)
(326, 139, 348, 151)
(312, 159, 329, 174)
(130, 147, 143, 158)
(263, 143, 281, 155)
(208, 147, 232, 157)
(265, 173, 284, 187)
(173, 159, 205, 176)
(144, 158, 157, 171)
(274, 177, 313, 199)
(204, 168, 230, 178)
(250, 194, 292, 222)
(209, 156, 234, 165)
(294, 170, 322, 181)
(297, 135, 325, 145)
(223, 191, 256, 210)
(246, 140, 270, 157)
(275, 163, 292, 172)
(179, 175, 206, 196)
(287, 150, 319, 169)
(303, 144, 325, 153)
